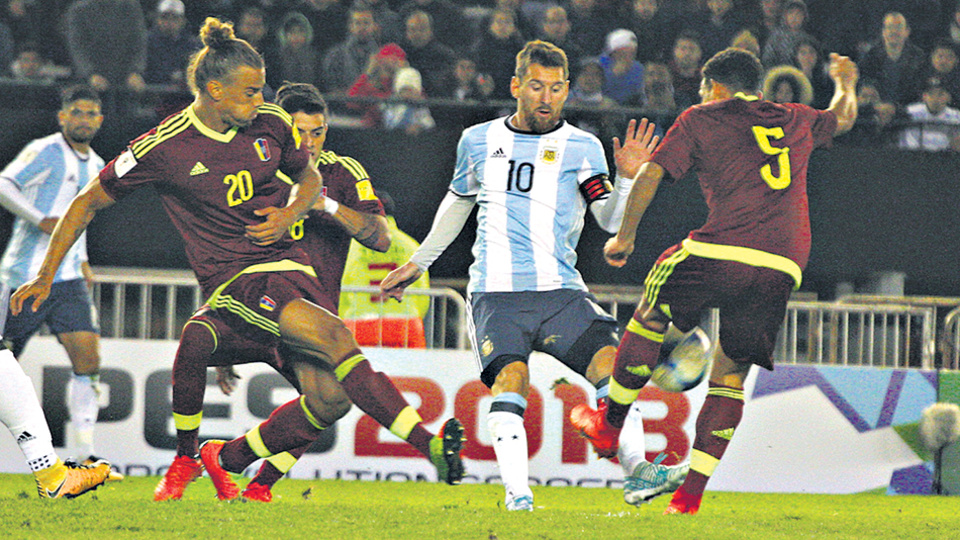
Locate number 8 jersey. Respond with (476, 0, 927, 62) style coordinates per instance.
(651, 94, 837, 282)
(450, 117, 609, 294)
(98, 104, 311, 297)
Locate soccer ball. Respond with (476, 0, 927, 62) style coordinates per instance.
(650, 326, 712, 393)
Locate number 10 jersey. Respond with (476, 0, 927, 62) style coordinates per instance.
(450, 117, 609, 294)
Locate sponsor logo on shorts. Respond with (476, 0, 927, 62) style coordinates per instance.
(259, 295, 277, 312)
(481, 336, 494, 357)
(542, 334, 560, 346)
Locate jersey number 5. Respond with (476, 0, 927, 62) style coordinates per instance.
(751, 126, 791, 189)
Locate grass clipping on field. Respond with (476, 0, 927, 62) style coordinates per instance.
(0, 475, 959, 539)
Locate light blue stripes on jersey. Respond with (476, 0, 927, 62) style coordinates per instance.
(451, 117, 609, 294)
(0, 133, 102, 288)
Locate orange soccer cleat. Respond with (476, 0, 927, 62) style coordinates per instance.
(154, 455, 204, 501)
(241, 482, 273, 503)
(570, 401, 620, 459)
(199, 440, 240, 501)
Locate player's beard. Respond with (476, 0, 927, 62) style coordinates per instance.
(65, 126, 95, 144)
(525, 104, 561, 133)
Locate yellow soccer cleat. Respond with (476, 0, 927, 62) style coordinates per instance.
(35, 458, 111, 499)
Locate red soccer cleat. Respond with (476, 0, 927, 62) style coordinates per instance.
(241, 481, 273, 503)
(663, 486, 701, 515)
(199, 440, 240, 501)
(154, 455, 204, 501)
(570, 401, 620, 459)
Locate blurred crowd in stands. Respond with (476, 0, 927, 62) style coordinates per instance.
(3, 0, 960, 150)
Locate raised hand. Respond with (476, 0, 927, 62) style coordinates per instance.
(613, 118, 660, 181)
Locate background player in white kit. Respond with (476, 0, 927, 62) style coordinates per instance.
(0, 85, 120, 479)
(381, 40, 687, 511)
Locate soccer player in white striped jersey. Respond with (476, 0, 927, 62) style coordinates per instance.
(0, 85, 121, 480)
(381, 40, 686, 510)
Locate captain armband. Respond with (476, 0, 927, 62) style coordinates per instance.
(579, 173, 613, 204)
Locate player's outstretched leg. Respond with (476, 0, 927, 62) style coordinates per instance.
(572, 315, 666, 458)
(664, 382, 744, 515)
(336, 351, 467, 476)
(429, 418, 466, 485)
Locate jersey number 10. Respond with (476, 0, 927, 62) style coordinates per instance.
(507, 160, 534, 193)
(751, 126, 791, 190)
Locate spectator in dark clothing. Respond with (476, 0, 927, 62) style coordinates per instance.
(668, 31, 703, 110)
(683, 0, 748, 59)
(567, 0, 619, 57)
(398, 0, 468, 53)
(793, 36, 833, 109)
(539, 6, 585, 77)
(625, 0, 678, 63)
(322, 5, 382, 93)
(65, 0, 147, 93)
(401, 10, 457, 98)
(761, 0, 815, 68)
(859, 12, 926, 106)
(145, 0, 201, 88)
(356, 0, 404, 43)
(471, 8, 525, 101)
(268, 11, 323, 91)
(298, 0, 349, 58)
(925, 40, 960, 107)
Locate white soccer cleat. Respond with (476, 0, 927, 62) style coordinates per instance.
(505, 494, 534, 511)
(623, 455, 689, 506)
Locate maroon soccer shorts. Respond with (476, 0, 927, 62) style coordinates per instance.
(643, 243, 795, 370)
(209, 267, 329, 347)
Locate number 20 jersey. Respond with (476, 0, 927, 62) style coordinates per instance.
(98, 104, 311, 296)
(651, 96, 837, 271)
(450, 117, 609, 294)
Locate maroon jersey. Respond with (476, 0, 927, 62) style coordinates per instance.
(99, 104, 312, 296)
(291, 149, 384, 313)
(652, 95, 837, 271)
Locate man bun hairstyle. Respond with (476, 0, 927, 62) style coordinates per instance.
(187, 17, 264, 96)
(276, 82, 328, 117)
(701, 47, 763, 94)
(515, 40, 569, 81)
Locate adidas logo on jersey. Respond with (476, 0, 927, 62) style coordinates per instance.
(190, 162, 210, 176)
(490, 148, 506, 158)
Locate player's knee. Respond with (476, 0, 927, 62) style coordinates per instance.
(303, 391, 351, 426)
(488, 358, 529, 395)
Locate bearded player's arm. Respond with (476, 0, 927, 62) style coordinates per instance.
(11, 178, 116, 313)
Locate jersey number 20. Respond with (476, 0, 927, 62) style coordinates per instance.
(751, 126, 791, 189)
(224, 170, 255, 207)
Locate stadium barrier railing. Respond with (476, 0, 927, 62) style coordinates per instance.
(84, 267, 468, 350)
(66, 268, 951, 368)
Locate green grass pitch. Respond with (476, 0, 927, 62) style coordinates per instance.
(1, 473, 958, 539)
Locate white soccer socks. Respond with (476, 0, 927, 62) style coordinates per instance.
(0, 349, 58, 472)
(617, 401, 647, 476)
(67, 373, 101, 458)
(487, 392, 534, 506)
